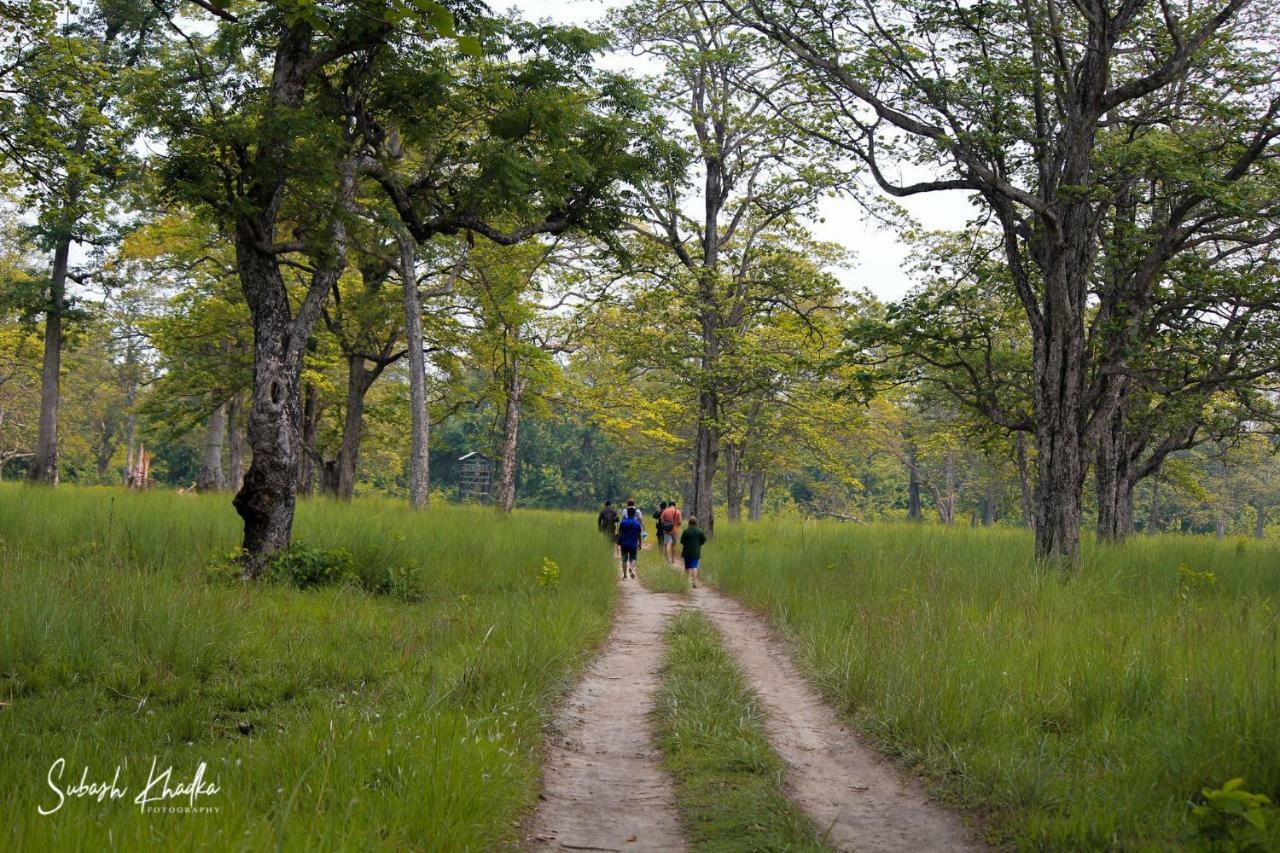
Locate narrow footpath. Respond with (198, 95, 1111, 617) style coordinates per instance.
(526, 576, 688, 852)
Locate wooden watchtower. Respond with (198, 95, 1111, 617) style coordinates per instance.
(457, 452, 493, 503)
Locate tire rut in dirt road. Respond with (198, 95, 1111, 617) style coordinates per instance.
(527, 577, 687, 852)
(692, 587, 982, 853)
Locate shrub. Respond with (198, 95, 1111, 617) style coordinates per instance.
(536, 558, 560, 589)
(268, 542, 357, 590)
(1191, 777, 1272, 851)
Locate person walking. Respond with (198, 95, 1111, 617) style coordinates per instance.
(659, 501, 682, 564)
(652, 501, 666, 550)
(680, 516, 707, 588)
(617, 502, 643, 580)
(597, 500, 620, 555)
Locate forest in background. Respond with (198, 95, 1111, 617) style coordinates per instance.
(2, 0, 1279, 563)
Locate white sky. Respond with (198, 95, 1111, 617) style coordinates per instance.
(507, 0, 975, 302)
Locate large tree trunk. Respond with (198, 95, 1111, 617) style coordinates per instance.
(747, 470, 765, 520)
(1028, 259, 1090, 562)
(335, 355, 383, 500)
(496, 371, 527, 513)
(1255, 503, 1266, 540)
(906, 442, 923, 521)
(232, 244, 307, 576)
(195, 402, 227, 492)
(724, 442, 742, 522)
(29, 238, 71, 485)
(399, 234, 431, 509)
(227, 393, 245, 493)
(691, 385, 718, 532)
(1095, 404, 1136, 544)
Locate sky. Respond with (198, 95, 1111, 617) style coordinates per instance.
(505, 0, 977, 302)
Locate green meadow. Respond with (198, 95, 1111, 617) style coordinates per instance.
(704, 521, 1280, 850)
(0, 485, 615, 850)
(5, 486, 1279, 850)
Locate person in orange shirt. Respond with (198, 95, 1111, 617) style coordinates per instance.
(659, 501, 682, 564)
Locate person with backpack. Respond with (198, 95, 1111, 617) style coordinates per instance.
(652, 501, 666, 550)
(679, 516, 707, 588)
(659, 501, 682, 564)
(597, 500, 619, 555)
(617, 501, 644, 580)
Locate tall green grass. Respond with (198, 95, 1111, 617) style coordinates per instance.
(0, 484, 615, 850)
(704, 521, 1280, 850)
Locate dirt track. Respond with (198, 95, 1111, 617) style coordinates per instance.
(527, 565, 980, 852)
(526, 576, 687, 852)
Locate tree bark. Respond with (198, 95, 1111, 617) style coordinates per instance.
(298, 380, 318, 496)
(29, 237, 71, 485)
(398, 233, 431, 510)
(906, 442, 922, 521)
(1095, 403, 1136, 544)
(496, 371, 527, 513)
(747, 470, 765, 520)
(724, 442, 742, 522)
(195, 402, 227, 492)
(335, 355, 384, 500)
(1255, 503, 1266, 539)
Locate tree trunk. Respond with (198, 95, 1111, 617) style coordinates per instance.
(724, 442, 742, 522)
(1255, 503, 1266, 539)
(195, 402, 227, 492)
(1148, 477, 1161, 533)
(298, 381, 318, 496)
(1095, 404, 1136, 544)
(29, 237, 71, 485)
(982, 477, 997, 525)
(1014, 432, 1033, 528)
(232, 243, 307, 576)
(227, 393, 245, 493)
(747, 470, 765, 520)
(1029, 278, 1089, 562)
(336, 355, 382, 500)
(691, 386, 718, 532)
(399, 233, 431, 510)
(906, 443, 923, 521)
(496, 371, 527, 513)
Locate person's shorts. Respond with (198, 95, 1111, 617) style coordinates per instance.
(620, 546, 638, 562)
(683, 557, 699, 571)
(662, 533, 676, 545)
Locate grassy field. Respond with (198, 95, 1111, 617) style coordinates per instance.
(0, 485, 615, 850)
(703, 521, 1280, 850)
(654, 611, 827, 852)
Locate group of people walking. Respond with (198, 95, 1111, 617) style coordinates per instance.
(597, 498, 707, 587)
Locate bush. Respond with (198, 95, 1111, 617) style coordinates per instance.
(1192, 778, 1273, 851)
(268, 542, 357, 590)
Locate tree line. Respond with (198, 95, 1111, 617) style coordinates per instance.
(1, 0, 1278, 573)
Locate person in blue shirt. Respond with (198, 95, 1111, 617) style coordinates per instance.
(617, 499, 644, 580)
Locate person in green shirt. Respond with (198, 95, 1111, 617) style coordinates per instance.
(679, 516, 708, 588)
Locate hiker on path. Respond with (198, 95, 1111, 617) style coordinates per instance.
(617, 501, 644, 580)
(652, 501, 666, 550)
(659, 501, 682, 564)
(680, 516, 707, 588)
(597, 500, 619, 555)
